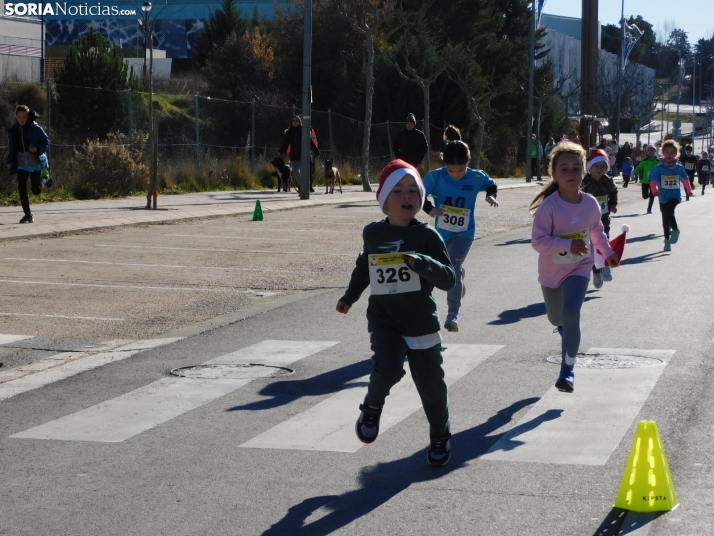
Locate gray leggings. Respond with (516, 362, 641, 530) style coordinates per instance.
(541, 275, 589, 361)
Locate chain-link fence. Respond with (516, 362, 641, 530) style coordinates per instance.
(1, 80, 447, 195)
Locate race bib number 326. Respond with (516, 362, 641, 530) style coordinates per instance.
(368, 253, 421, 295)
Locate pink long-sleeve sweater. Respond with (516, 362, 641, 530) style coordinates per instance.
(532, 190, 615, 288)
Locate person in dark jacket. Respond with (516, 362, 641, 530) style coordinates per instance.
(393, 113, 428, 169)
(278, 115, 319, 193)
(5, 105, 50, 223)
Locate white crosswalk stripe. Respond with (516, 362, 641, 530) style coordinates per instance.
(11, 340, 339, 443)
(240, 344, 504, 452)
(481, 348, 675, 466)
(0, 338, 183, 403)
(0, 334, 33, 345)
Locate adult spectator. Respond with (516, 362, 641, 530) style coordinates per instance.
(394, 113, 428, 168)
(279, 115, 319, 193)
(616, 141, 632, 176)
(530, 134, 543, 180)
(544, 137, 556, 171)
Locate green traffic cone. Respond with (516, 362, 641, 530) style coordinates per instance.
(252, 200, 264, 221)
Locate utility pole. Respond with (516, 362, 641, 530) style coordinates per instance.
(299, 0, 313, 199)
(525, 0, 536, 183)
(674, 55, 683, 141)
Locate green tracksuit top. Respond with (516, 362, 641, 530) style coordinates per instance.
(340, 218, 456, 337)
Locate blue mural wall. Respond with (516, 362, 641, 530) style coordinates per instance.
(43, 1, 278, 59)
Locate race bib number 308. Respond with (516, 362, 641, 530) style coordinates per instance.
(436, 205, 471, 232)
(368, 252, 421, 295)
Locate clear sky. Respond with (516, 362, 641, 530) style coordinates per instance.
(542, 0, 714, 45)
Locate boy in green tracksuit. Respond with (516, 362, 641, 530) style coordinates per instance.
(336, 159, 456, 466)
(634, 144, 660, 214)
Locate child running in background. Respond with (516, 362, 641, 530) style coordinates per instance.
(621, 157, 633, 188)
(634, 144, 660, 215)
(581, 148, 618, 289)
(647, 139, 691, 252)
(530, 142, 619, 393)
(336, 159, 456, 466)
(422, 137, 498, 332)
(680, 145, 698, 199)
(698, 151, 711, 195)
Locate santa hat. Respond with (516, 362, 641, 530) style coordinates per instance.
(376, 159, 425, 215)
(596, 224, 629, 267)
(587, 148, 610, 172)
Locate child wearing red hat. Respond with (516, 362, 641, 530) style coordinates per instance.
(336, 159, 456, 466)
(581, 148, 618, 288)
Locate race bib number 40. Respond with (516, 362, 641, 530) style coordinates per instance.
(436, 205, 471, 232)
(368, 252, 421, 295)
(661, 175, 679, 189)
(552, 229, 591, 265)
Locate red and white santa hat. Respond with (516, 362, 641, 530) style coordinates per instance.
(376, 159, 425, 214)
(587, 148, 610, 172)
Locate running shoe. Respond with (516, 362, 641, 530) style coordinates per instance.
(355, 398, 382, 444)
(601, 266, 613, 282)
(555, 357, 575, 393)
(670, 229, 680, 244)
(427, 431, 452, 466)
(444, 313, 459, 332)
(19, 214, 33, 224)
(592, 270, 603, 289)
(663, 239, 671, 252)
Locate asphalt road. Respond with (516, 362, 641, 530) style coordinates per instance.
(1, 182, 712, 535)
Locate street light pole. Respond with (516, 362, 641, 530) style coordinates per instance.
(674, 56, 683, 141)
(141, 2, 157, 209)
(525, 0, 536, 183)
(299, 0, 312, 199)
(614, 0, 625, 142)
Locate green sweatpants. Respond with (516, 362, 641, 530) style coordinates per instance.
(366, 324, 450, 436)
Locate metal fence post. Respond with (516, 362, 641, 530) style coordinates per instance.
(45, 78, 51, 166)
(195, 94, 200, 171)
(251, 98, 256, 172)
(387, 119, 393, 159)
(128, 89, 133, 150)
(328, 108, 334, 160)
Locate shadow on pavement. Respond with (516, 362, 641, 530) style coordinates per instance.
(488, 302, 546, 324)
(226, 359, 372, 411)
(494, 238, 532, 247)
(623, 233, 658, 244)
(260, 397, 542, 536)
(619, 252, 667, 266)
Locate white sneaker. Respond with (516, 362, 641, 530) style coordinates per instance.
(601, 266, 613, 282)
(592, 270, 603, 289)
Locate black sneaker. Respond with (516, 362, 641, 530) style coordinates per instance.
(19, 214, 33, 224)
(427, 431, 452, 466)
(355, 399, 382, 444)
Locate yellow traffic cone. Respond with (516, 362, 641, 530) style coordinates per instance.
(252, 200, 264, 221)
(614, 420, 678, 513)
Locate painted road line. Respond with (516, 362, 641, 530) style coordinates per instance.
(0, 334, 33, 345)
(96, 245, 353, 256)
(481, 348, 675, 466)
(0, 338, 183, 403)
(239, 344, 504, 452)
(11, 340, 339, 443)
(4, 258, 350, 275)
(0, 313, 125, 321)
(0, 279, 239, 292)
(163, 234, 321, 242)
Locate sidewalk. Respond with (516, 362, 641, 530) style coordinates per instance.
(0, 179, 540, 242)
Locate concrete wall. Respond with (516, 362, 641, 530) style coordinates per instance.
(0, 16, 43, 82)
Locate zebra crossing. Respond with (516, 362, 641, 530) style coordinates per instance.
(2, 334, 674, 466)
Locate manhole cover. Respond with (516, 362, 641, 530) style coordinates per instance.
(546, 353, 665, 369)
(170, 363, 294, 379)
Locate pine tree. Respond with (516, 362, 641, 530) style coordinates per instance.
(54, 28, 141, 139)
(193, 0, 247, 69)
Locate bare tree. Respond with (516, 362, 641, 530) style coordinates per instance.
(446, 52, 499, 169)
(335, 0, 432, 189)
(387, 17, 453, 170)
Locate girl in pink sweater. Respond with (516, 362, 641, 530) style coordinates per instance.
(530, 142, 619, 393)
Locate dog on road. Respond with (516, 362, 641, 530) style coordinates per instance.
(324, 158, 342, 194)
(271, 157, 292, 192)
